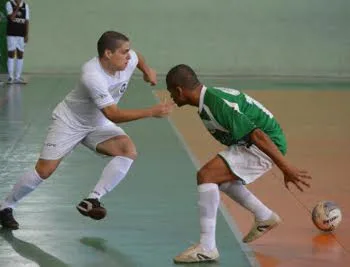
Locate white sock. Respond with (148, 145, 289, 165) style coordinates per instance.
(0, 169, 44, 210)
(7, 58, 14, 79)
(88, 156, 133, 200)
(219, 180, 272, 221)
(15, 59, 24, 79)
(198, 183, 220, 250)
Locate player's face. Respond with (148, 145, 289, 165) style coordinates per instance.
(109, 41, 131, 71)
(168, 87, 187, 107)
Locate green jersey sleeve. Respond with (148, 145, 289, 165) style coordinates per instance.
(204, 92, 257, 143)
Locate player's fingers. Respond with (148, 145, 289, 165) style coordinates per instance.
(164, 105, 173, 114)
(301, 174, 312, 179)
(300, 175, 312, 181)
(161, 95, 167, 104)
(164, 95, 171, 104)
(299, 180, 311, 187)
(299, 170, 312, 177)
(294, 181, 304, 192)
(284, 180, 290, 190)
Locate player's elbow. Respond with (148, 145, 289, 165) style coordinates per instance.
(102, 105, 123, 123)
(106, 113, 124, 123)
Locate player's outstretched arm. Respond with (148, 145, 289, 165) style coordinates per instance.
(101, 102, 174, 123)
(135, 51, 157, 86)
(250, 128, 312, 192)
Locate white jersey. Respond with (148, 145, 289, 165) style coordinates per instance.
(53, 50, 139, 127)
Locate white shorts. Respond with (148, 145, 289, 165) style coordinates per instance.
(7, 36, 25, 52)
(39, 117, 127, 160)
(218, 144, 273, 184)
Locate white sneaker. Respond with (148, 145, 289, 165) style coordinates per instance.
(173, 243, 219, 263)
(14, 77, 27, 84)
(243, 212, 281, 243)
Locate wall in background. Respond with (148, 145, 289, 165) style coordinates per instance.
(20, 0, 350, 78)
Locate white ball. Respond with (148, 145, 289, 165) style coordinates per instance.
(312, 201, 342, 232)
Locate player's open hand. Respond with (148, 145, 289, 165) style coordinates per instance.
(143, 68, 157, 86)
(150, 102, 174, 118)
(283, 166, 312, 192)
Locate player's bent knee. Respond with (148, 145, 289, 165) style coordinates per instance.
(115, 141, 137, 159)
(107, 145, 137, 159)
(35, 161, 59, 179)
(120, 149, 137, 160)
(197, 168, 213, 185)
(99, 136, 138, 159)
(126, 150, 137, 160)
(35, 168, 54, 180)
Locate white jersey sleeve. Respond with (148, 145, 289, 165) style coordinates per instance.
(81, 71, 115, 109)
(25, 3, 29, 20)
(6, 2, 13, 15)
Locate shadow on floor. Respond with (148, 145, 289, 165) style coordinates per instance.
(0, 228, 69, 267)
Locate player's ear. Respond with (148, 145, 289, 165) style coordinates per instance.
(105, 50, 112, 59)
(175, 86, 183, 96)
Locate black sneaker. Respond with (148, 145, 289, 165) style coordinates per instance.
(0, 208, 19, 230)
(76, 198, 107, 220)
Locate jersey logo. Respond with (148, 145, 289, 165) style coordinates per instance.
(119, 83, 127, 94)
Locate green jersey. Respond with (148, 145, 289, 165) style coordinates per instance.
(199, 86, 287, 155)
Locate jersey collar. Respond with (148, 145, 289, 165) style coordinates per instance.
(198, 85, 207, 113)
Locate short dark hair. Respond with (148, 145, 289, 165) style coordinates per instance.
(166, 64, 200, 90)
(97, 31, 129, 58)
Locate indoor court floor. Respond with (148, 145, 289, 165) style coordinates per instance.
(0, 75, 349, 267)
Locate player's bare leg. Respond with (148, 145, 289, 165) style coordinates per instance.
(174, 155, 280, 263)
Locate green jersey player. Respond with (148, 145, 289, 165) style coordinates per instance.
(166, 64, 312, 264)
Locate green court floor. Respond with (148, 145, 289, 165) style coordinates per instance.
(0, 76, 253, 267)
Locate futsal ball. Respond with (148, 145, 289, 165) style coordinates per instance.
(311, 201, 342, 232)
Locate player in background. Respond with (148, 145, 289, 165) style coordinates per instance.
(6, 0, 30, 84)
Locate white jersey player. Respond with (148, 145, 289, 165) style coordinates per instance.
(0, 31, 174, 229)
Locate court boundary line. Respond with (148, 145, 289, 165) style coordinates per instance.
(152, 90, 259, 267)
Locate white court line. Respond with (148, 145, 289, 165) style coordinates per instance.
(152, 90, 259, 267)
